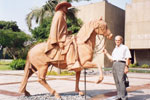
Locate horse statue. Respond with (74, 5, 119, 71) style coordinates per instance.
(19, 18, 113, 99)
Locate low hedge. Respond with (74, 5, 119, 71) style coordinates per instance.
(10, 59, 26, 70)
(47, 70, 75, 76)
(129, 63, 150, 68)
(141, 64, 149, 68)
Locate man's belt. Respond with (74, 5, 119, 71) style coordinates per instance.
(114, 60, 126, 63)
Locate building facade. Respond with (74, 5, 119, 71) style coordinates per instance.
(75, 1, 125, 67)
(125, 0, 150, 65)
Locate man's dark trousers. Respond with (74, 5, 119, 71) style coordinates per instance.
(112, 61, 128, 100)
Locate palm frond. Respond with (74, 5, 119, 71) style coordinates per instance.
(26, 11, 34, 30)
(26, 7, 52, 30)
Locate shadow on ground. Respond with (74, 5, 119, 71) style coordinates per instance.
(128, 90, 150, 100)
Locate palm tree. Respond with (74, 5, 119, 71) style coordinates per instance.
(26, 0, 90, 30)
(26, 0, 58, 30)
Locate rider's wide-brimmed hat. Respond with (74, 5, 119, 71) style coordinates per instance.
(55, 1, 72, 11)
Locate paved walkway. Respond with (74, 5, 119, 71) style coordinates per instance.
(0, 69, 150, 100)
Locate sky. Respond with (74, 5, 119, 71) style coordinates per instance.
(0, 0, 131, 34)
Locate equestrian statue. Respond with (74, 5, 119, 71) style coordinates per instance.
(19, 1, 113, 99)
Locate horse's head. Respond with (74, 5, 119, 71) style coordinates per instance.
(94, 18, 113, 39)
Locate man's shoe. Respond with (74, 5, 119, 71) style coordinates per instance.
(114, 96, 121, 100)
(115, 98, 121, 100)
(121, 97, 128, 100)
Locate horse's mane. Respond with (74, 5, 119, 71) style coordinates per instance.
(76, 19, 105, 43)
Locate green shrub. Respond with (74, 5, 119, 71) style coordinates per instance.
(129, 63, 138, 68)
(129, 69, 150, 73)
(141, 64, 149, 68)
(47, 71, 58, 75)
(60, 71, 75, 76)
(47, 70, 75, 76)
(10, 59, 26, 70)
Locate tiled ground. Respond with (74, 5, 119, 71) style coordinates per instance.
(0, 70, 150, 100)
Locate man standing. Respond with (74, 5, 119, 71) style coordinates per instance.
(103, 35, 131, 100)
(45, 1, 71, 58)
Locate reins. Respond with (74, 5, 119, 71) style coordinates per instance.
(94, 23, 108, 54)
(94, 35, 107, 54)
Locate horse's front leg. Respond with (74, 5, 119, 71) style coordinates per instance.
(83, 61, 104, 84)
(96, 65, 104, 84)
(75, 71, 84, 96)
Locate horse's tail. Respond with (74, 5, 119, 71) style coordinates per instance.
(19, 56, 33, 93)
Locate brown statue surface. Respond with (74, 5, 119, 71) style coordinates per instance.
(19, 1, 113, 99)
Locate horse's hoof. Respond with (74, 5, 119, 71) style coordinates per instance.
(25, 90, 31, 96)
(95, 77, 104, 84)
(51, 90, 61, 99)
(79, 91, 84, 96)
(19, 90, 31, 96)
(55, 93, 61, 99)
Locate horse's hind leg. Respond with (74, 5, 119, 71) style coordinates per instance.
(38, 66, 61, 99)
(19, 61, 34, 96)
(75, 71, 84, 96)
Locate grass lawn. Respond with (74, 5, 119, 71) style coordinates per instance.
(0, 60, 12, 70)
(47, 70, 75, 76)
(0, 64, 12, 70)
(103, 68, 150, 73)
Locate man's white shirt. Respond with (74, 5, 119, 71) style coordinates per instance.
(112, 44, 131, 61)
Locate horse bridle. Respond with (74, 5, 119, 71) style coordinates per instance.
(94, 24, 107, 54)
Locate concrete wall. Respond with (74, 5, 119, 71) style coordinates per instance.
(125, 0, 150, 49)
(125, 0, 150, 65)
(75, 1, 105, 23)
(104, 2, 125, 67)
(134, 49, 150, 65)
(132, 0, 149, 3)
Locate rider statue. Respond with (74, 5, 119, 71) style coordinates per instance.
(45, 1, 79, 71)
(45, 1, 72, 59)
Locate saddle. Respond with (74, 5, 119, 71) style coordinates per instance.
(45, 35, 97, 71)
(46, 35, 78, 65)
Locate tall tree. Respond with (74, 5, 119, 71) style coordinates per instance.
(0, 21, 20, 32)
(26, 0, 58, 30)
(31, 17, 52, 40)
(0, 21, 31, 59)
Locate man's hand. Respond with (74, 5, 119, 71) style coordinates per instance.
(103, 49, 113, 61)
(103, 49, 108, 54)
(124, 66, 129, 74)
(107, 33, 113, 39)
